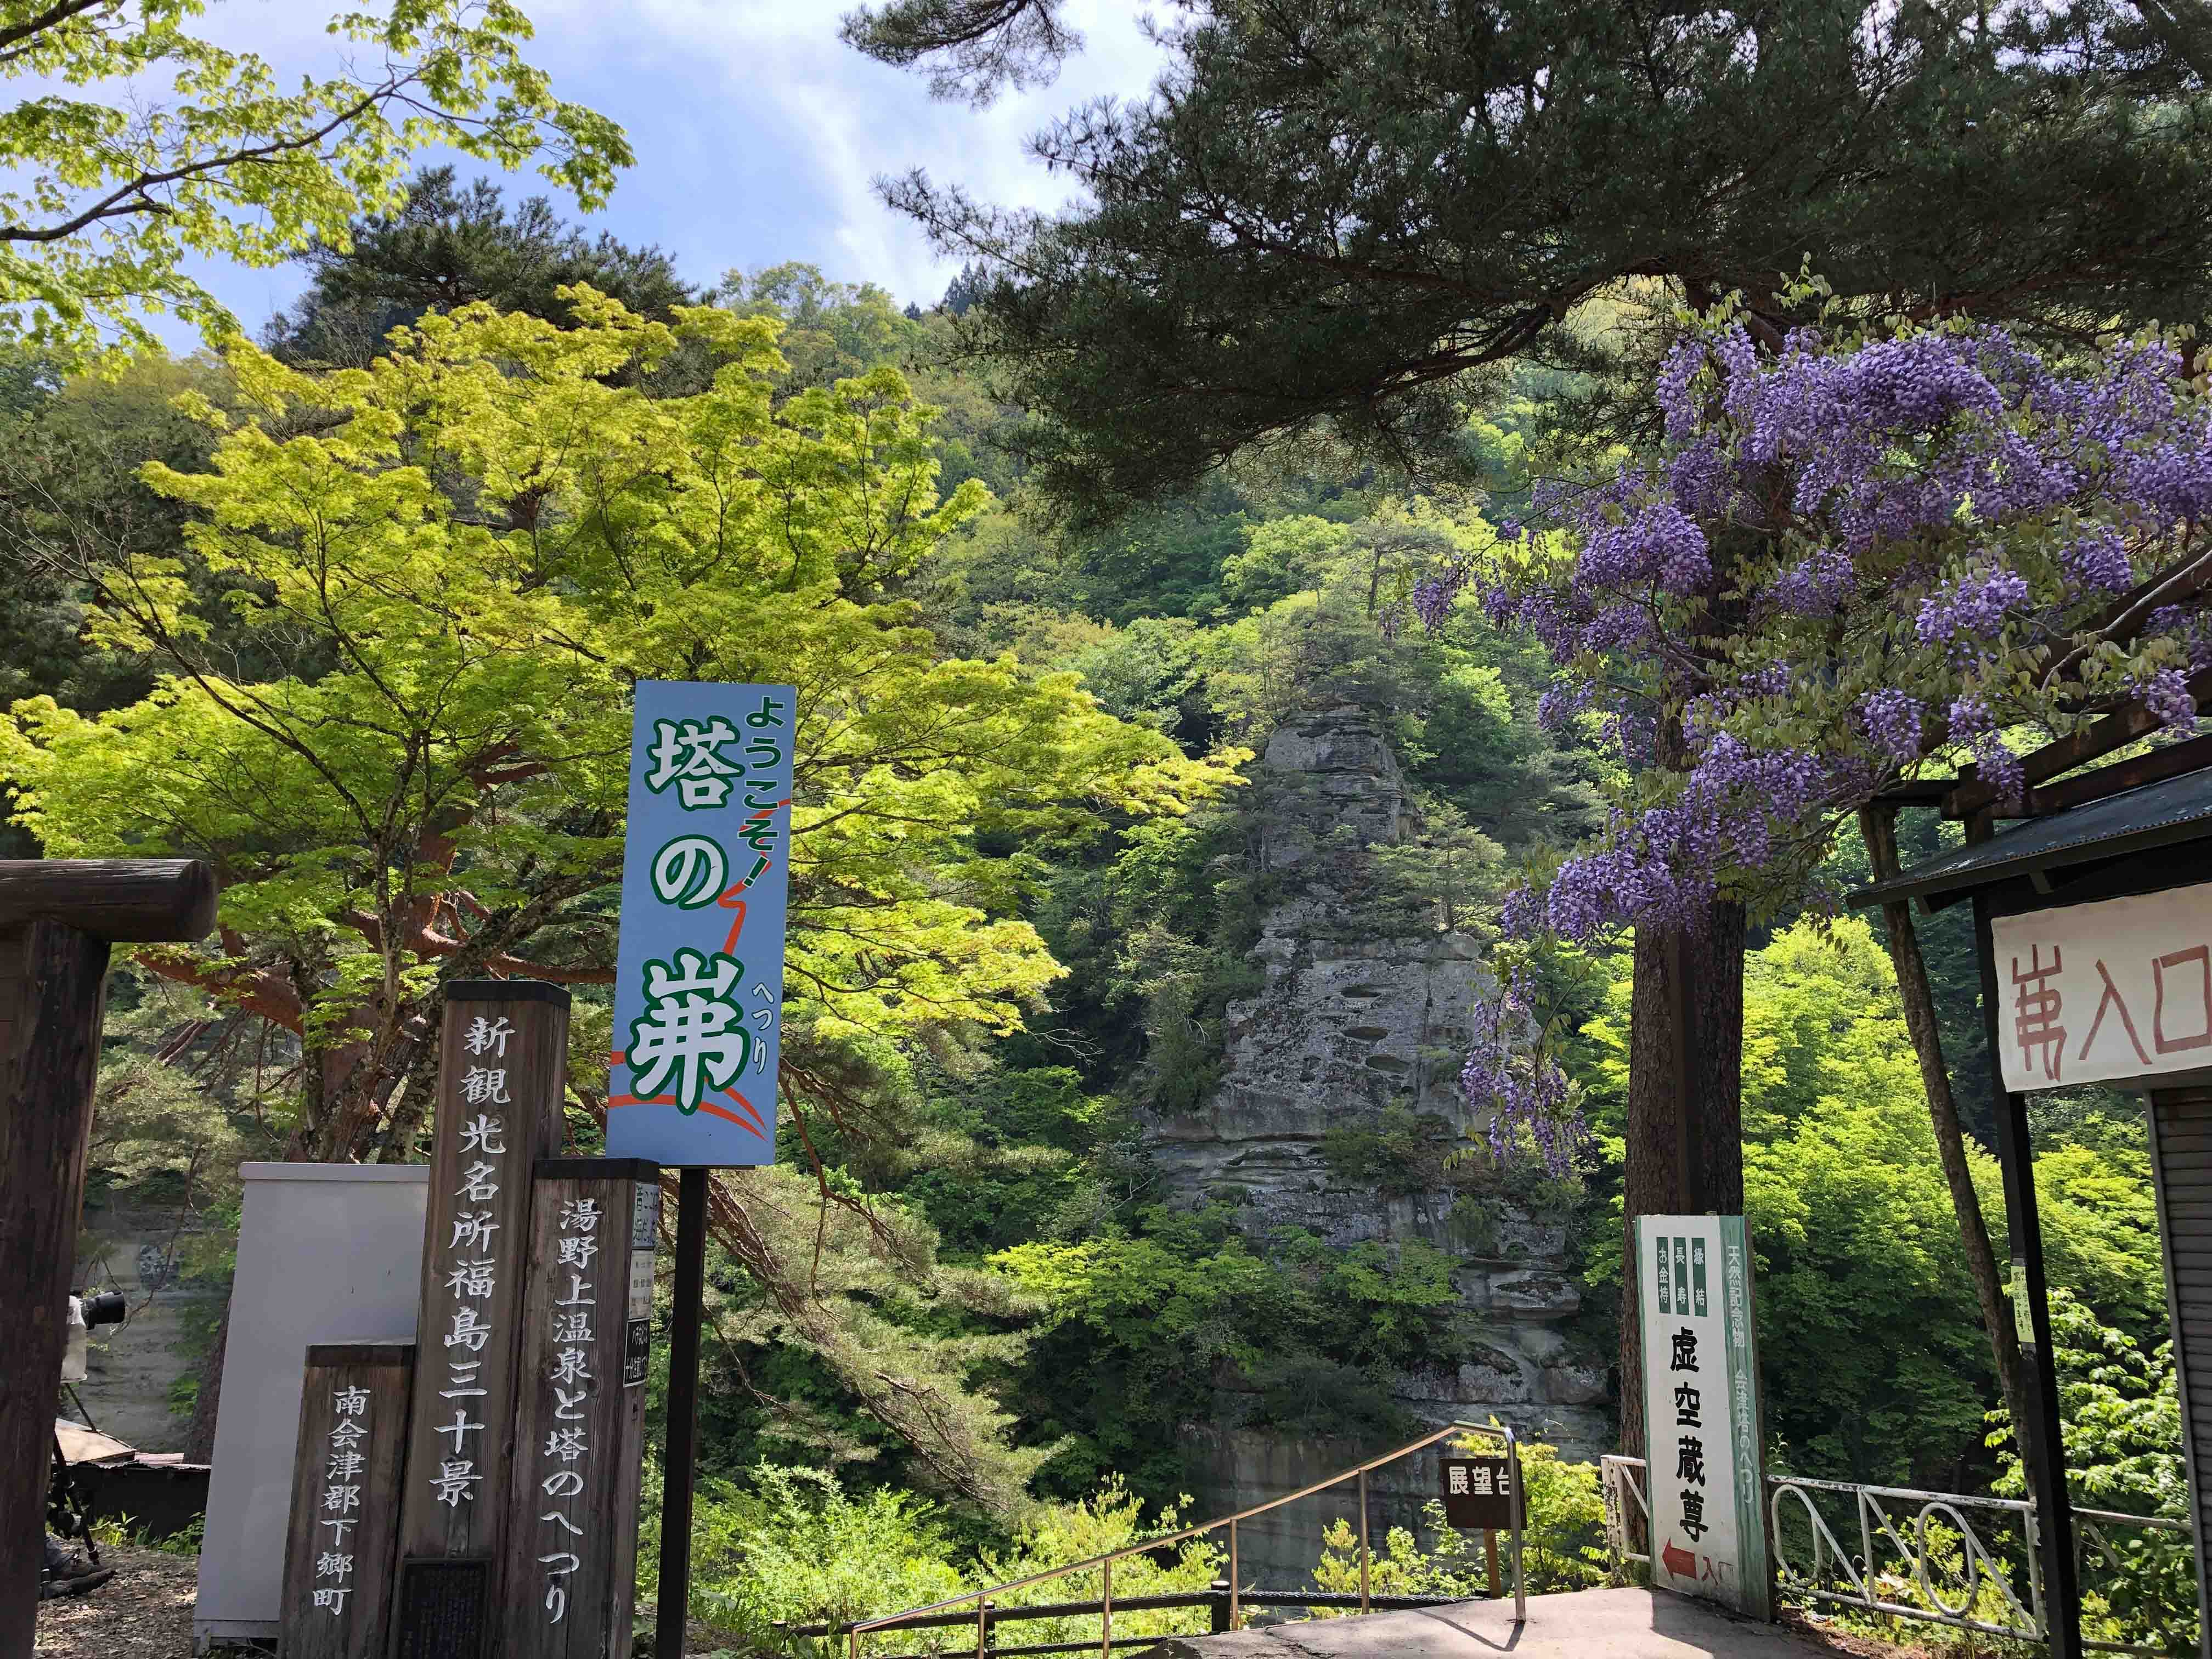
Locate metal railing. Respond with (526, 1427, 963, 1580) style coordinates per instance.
(1602, 1455, 2197, 1657)
(833, 1420, 1527, 1659)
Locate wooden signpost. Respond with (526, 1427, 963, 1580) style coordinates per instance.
(280, 1342, 415, 1659)
(1440, 1453, 1514, 1594)
(0, 858, 216, 1659)
(503, 1159, 658, 1658)
(391, 982, 569, 1659)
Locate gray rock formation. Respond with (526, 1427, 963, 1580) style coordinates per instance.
(70, 1198, 221, 1449)
(1146, 705, 1610, 1582)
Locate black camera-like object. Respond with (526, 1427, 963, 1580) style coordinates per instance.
(78, 1292, 126, 1329)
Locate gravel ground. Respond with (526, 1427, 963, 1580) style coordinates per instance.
(35, 1544, 200, 1659)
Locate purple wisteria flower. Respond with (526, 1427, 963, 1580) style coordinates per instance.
(1857, 690, 1926, 763)
(1435, 308, 2212, 1160)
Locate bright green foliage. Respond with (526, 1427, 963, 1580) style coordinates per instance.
(651, 1460, 1219, 1650)
(993, 1209, 1466, 1498)
(1309, 1428, 1607, 1605)
(1584, 917, 2164, 1488)
(644, 1461, 966, 1642)
(965, 1484, 1221, 1651)
(0, 2, 629, 358)
(1991, 1293, 2197, 1655)
(1, 293, 1239, 1164)
(720, 263, 927, 394)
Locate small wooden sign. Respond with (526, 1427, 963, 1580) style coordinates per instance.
(279, 1342, 413, 1659)
(1441, 1455, 1514, 1531)
(503, 1159, 659, 1658)
(392, 981, 570, 1654)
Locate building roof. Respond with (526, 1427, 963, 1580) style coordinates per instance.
(1846, 765, 2212, 912)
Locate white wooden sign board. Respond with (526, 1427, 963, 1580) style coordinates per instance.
(1991, 884, 2212, 1093)
(1635, 1214, 1771, 1620)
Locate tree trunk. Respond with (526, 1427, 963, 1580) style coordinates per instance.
(183, 1290, 231, 1463)
(1618, 898, 1747, 1458)
(1859, 804, 2027, 1441)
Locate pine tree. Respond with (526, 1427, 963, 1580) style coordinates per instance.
(266, 166, 693, 368)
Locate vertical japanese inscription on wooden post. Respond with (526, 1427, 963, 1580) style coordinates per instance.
(281, 1343, 414, 1659)
(393, 981, 569, 1659)
(503, 1159, 659, 1659)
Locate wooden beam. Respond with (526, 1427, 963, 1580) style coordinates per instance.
(1867, 779, 1958, 806)
(1946, 668, 2212, 820)
(2021, 732, 2212, 817)
(0, 859, 217, 942)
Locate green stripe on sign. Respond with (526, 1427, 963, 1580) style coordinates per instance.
(1672, 1237, 1689, 1313)
(1691, 1235, 1708, 1318)
(1720, 1218, 1773, 1622)
(1656, 1232, 1673, 1314)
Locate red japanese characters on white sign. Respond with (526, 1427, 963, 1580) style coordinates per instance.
(1991, 889, 2212, 1092)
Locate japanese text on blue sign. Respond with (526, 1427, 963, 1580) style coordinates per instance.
(606, 680, 793, 1166)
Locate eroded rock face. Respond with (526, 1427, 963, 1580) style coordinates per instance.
(71, 1199, 221, 1451)
(1146, 705, 1610, 1579)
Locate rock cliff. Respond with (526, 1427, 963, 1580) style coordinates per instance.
(1145, 705, 1610, 1579)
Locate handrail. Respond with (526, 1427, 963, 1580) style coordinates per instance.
(846, 1419, 1525, 1656)
(1602, 1454, 2197, 1658)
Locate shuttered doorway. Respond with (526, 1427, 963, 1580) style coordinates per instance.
(2149, 1085, 2212, 1658)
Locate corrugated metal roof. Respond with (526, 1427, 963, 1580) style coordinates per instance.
(1847, 765, 2212, 911)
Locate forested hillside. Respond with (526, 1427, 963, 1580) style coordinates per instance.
(5, 173, 2176, 1632)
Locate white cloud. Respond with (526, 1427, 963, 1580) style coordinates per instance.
(524, 0, 1169, 302)
(67, 0, 1169, 344)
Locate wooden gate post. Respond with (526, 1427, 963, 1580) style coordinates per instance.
(0, 859, 215, 1659)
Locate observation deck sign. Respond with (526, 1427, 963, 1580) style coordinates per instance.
(606, 680, 793, 1167)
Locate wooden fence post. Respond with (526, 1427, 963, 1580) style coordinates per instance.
(281, 1343, 415, 1659)
(0, 859, 214, 1659)
(390, 981, 568, 1659)
(502, 1159, 659, 1659)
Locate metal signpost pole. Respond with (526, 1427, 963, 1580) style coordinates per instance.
(1508, 1428, 1525, 1624)
(655, 1168, 708, 1659)
(1973, 894, 2085, 1659)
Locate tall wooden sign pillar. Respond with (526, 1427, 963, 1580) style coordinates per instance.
(0, 859, 215, 1659)
(391, 981, 569, 1659)
(504, 1159, 658, 1659)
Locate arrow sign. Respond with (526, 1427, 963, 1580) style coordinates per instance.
(1661, 1540, 1698, 1580)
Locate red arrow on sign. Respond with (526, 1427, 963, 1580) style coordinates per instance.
(1661, 1540, 1698, 1579)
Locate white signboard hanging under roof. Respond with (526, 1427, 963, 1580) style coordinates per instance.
(1991, 886, 2212, 1093)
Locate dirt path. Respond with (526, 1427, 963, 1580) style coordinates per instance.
(35, 1545, 198, 1659)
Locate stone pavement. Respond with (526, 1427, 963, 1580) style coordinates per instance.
(1154, 1589, 1841, 1659)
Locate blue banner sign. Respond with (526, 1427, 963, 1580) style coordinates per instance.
(605, 679, 792, 1166)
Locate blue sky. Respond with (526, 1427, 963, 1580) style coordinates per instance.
(174, 1, 1167, 346)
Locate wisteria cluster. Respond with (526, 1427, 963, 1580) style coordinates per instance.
(1458, 969, 1587, 1176)
(1429, 307, 2212, 1153)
